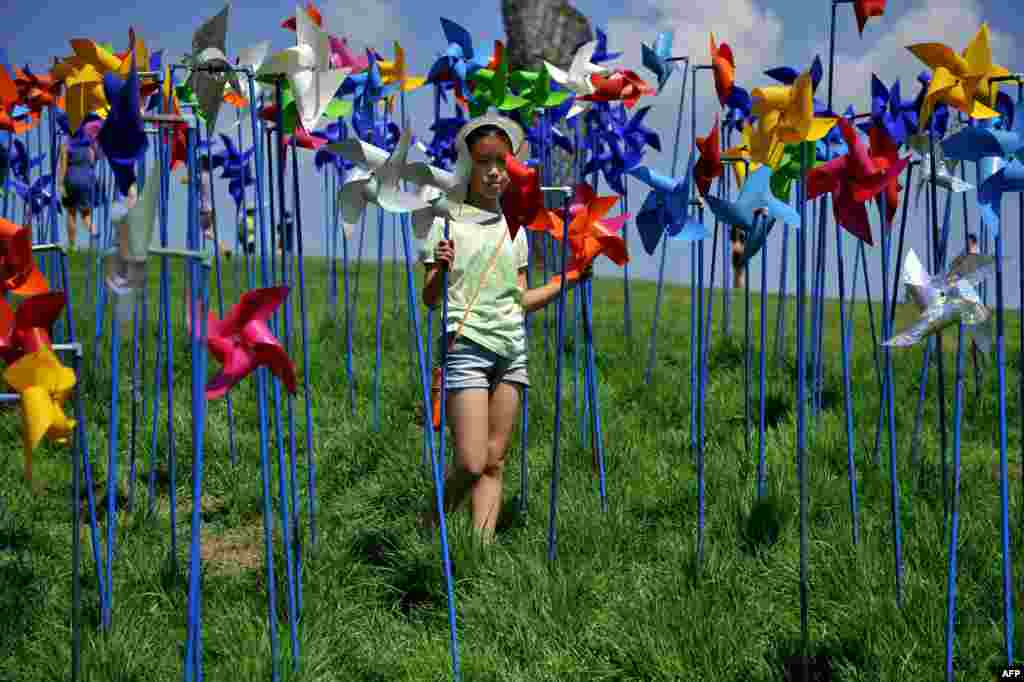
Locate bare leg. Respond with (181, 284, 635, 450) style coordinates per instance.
(66, 208, 78, 246)
(441, 388, 489, 518)
(82, 208, 94, 237)
(732, 237, 746, 289)
(471, 382, 521, 541)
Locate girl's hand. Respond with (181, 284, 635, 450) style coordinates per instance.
(434, 239, 455, 270)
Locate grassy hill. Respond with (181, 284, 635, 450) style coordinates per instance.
(0, 250, 1021, 680)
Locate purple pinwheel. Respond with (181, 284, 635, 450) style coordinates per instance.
(210, 134, 256, 214)
(418, 109, 466, 170)
(856, 75, 918, 145)
(97, 52, 148, 197)
(8, 174, 61, 216)
(312, 119, 357, 174)
(582, 104, 659, 193)
(351, 104, 400, 150)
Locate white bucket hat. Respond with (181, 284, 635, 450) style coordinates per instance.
(449, 112, 529, 203)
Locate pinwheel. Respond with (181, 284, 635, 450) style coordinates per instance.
(415, 109, 466, 170)
(912, 139, 973, 209)
(0, 61, 35, 134)
(722, 86, 752, 136)
(818, 106, 854, 160)
(13, 66, 61, 112)
(281, 1, 321, 30)
(907, 23, 1006, 132)
(553, 182, 629, 280)
(580, 70, 654, 109)
(258, 4, 351, 133)
(852, 0, 886, 35)
(884, 248, 994, 351)
(509, 67, 570, 122)
(0, 292, 66, 365)
(312, 118, 356, 174)
(628, 149, 707, 254)
(338, 50, 387, 112)
(350, 103, 400, 148)
(183, 3, 240, 135)
(328, 127, 429, 228)
(520, 110, 574, 159)
(763, 55, 824, 102)
(258, 80, 352, 136)
(710, 34, 736, 108)
(607, 104, 660, 158)
(426, 17, 488, 107)
(0, 218, 47, 295)
(105, 165, 158, 294)
(501, 152, 563, 240)
(98, 56, 148, 197)
(376, 41, 426, 92)
(806, 118, 909, 244)
(641, 31, 675, 94)
(3, 345, 76, 484)
(328, 35, 370, 73)
(911, 70, 951, 137)
(206, 286, 298, 400)
(755, 71, 838, 144)
(582, 137, 631, 194)
(694, 116, 723, 197)
(858, 76, 918, 145)
(973, 159, 1024, 237)
(545, 41, 610, 119)
(2, 138, 45, 184)
(770, 142, 818, 202)
(589, 28, 622, 65)
(466, 44, 528, 117)
(8, 174, 60, 218)
(941, 109, 1024, 163)
(705, 165, 800, 239)
(225, 40, 272, 105)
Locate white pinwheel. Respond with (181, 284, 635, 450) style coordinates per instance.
(258, 5, 349, 132)
(544, 40, 611, 119)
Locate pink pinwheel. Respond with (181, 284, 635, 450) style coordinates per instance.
(206, 287, 298, 400)
(329, 35, 370, 72)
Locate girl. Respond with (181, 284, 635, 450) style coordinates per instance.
(57, 135, 98, 250)
(419, 113, 590, 544)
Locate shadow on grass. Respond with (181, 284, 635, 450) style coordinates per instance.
(739, 496, 788, 556)
(768, 635, 879, 681)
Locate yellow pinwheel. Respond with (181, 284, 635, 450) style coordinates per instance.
(3, 345, 76, 485)
(376, 41, 426, 92)
(723, 120, 769, 185)
(908, 23, 1006, 131)
(774, 72, 837, 144)
(51, 30, 149, 132)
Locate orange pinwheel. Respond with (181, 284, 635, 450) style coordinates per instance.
(0, 66, 35, 135)
(694, 115, 723, 197)
(854, 0, 886, 35)
(710, 34, 735, 108)
(14, 67, 61, 112)
(580, 70, 655, 109)
(555, 183, 629, 280)
(0, 218, 48, 296)
(282, 2, 322, 30)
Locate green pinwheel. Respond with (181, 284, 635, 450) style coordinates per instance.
(509, 68, 570, 123)
(769, 141, 818, 202)
(466, 49, 527, 117)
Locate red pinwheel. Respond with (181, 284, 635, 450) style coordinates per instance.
(580, 70, 655, 109)
(0, 291, 65, 365)
(694, 115, 723, 197)
(13, 66, 61, 112)
(552, 183, 629, 282)
(806, 117, 908, 245)
(206, 287, 298, 400)
(501, 153, 563, 240)
(281, 2, 322, 31)
(0, 217, 49, 296)
(710, 34, 735, 108)
(0, 63, 35, 135)
(854, 0, 886, 35)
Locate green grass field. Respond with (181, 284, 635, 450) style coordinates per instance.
(0, 250, 1022, 681)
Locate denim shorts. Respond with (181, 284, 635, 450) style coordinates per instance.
(439, 335, 529, 391)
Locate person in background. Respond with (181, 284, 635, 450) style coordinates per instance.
(57, 135, 98, 251)
(731, 226, 746, 289)
(276, 210, 294, 254)
(966, 233, 979, 255)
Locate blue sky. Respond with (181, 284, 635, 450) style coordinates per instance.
(5, 0, 1024, 305)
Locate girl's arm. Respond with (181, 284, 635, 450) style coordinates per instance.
(422, 263, 444, 308)
(518, 266, 589, 313)
(56, 144, 67, 192)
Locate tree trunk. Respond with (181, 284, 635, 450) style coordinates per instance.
(501, 0, 593, 74)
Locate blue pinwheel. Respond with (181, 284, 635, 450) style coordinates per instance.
(641, 31, 676, 93)
(589, 27, 622, 64)
(312, 119, 356, 175)
(975, 159, 1024, 236)
(426, 17, 487, 104)
(97, 53, 148, 197)
(212, 134, 255, 177)
(857, 76, 918, 145)
(703, 165, 799, 239)
(819, 105, 855, 160)
(417, 109, 466, 170)
(8, 174, 61, 216)
(0, 137, 44, 184)
(609, 104, 660, 158)
(723, 88, 752, 137)
(764, 56, 828, 115)
(627, 148, 706, 254)
(340, 50, 391, 113)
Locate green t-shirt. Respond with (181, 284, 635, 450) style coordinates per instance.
(419, 215, 529, 359)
